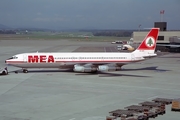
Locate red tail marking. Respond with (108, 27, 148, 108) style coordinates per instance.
(137, 28, 159, 50)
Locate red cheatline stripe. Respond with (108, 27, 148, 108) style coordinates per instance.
(6, 59, 143, 64)
(6, 61, 24, 63)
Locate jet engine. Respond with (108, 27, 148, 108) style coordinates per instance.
(73, 65, 97, 72)
(98, 65, 121, 71)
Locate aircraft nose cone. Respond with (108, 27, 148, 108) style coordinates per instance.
(5, 60, 8, 64)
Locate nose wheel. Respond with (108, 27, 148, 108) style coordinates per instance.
(23, 69, 28, 73)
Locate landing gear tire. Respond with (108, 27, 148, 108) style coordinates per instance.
(23, 69, 28, 73)
(2, 71, 7, 75)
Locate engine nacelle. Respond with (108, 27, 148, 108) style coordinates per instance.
(73, 65, 97, 72)
(98, 65, 121, 71)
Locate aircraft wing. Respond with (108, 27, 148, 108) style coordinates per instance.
(157, 44, 180, 48)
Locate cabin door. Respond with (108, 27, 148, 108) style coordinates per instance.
(131, 54, 135, 61)
(23, 54, 27, 63)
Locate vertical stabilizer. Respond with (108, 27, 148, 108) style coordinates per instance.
(133, 28, 159, 57)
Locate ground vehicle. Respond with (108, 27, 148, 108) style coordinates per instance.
(171, 98, 180, 111)
(117, 45, 122, 50)
(111, 41, 123, 44)
(0, 67, 8, 75)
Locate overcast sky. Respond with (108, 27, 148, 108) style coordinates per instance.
(0, 0, 179, 30)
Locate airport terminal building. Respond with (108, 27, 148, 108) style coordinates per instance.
(132, 22, 180, 43)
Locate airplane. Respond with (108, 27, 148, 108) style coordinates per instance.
(5, 28, 159, 73)
(156, 37, 180, 49)
(117, 44, 135, 51)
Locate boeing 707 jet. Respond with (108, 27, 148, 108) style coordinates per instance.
(5, 28, 159, 73)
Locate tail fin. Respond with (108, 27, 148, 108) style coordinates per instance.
(132, 28, 159, 57)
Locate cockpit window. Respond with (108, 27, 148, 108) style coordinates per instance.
(7, 57, 13, 60)
(8, 56, 18, 60)
(13, 56, 18, 59)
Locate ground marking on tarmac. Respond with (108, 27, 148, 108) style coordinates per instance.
(76, 81, 180, 92)
(69, 118, 76, 120)
(148, 96, 159, 100)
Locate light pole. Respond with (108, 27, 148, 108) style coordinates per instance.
(138, 24, 141, 31)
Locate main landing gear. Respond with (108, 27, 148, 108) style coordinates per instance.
(22, 69, 28, 73)
(14, 69, 28, 74)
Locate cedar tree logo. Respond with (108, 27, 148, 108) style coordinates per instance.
(145, 37, 155, 47)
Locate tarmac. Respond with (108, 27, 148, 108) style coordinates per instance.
(0, 39, 180, 120)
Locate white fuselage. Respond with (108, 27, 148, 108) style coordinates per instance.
(6, 52, 144, 69)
